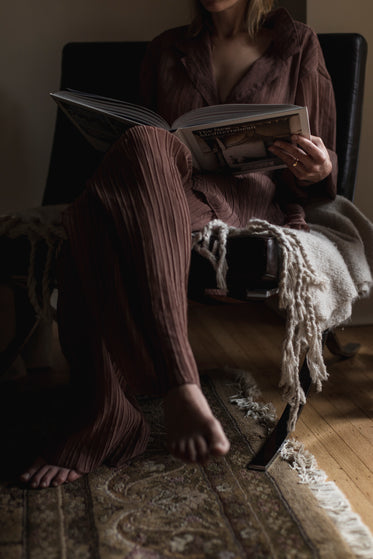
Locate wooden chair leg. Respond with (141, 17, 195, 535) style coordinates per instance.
(246, 327, 361, 471)
(246, 356, 312, 471)
(325, 329, 360, 358)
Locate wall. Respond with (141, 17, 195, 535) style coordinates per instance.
(0, 0, 191, 214)
(308, 1, 373, 324)
(278, 0, 306, 22)
(0, 0, 303, 216)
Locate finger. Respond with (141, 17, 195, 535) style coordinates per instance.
(295, 135, 332, 178)
(269, 140, 309, 165)
(291, 135, 327, 163)
(309, 134, 325, 147)
(268, 144, 307, 172)
(271, 135, 323, 166)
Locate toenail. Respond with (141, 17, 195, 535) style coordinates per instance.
(41, 482, 47, 487)
(22, 473, 30, 481)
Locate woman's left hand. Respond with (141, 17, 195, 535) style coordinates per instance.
(268, 134, 332, 186)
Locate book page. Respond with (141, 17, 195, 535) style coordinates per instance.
(176, 108, 310, 173)
(51, 90, 171, 129)
(171, 104, 303, 129)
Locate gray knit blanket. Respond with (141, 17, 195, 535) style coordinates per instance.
(193, 195, 373, 428)
(2, 197, 373, 427)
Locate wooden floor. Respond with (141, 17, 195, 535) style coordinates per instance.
(188, 298, 373, 534)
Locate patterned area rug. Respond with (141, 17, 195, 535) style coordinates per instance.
(0, 369, 369, 558)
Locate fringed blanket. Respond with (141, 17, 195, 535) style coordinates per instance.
(192, 195, 373, 429)
(0, 205, 68, 318)
(2, 196, 373, 426)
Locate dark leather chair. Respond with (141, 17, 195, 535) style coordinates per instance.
(44, 34, 367, 205)
(42, 34, 367, 302)
(1, 33, 368, 468)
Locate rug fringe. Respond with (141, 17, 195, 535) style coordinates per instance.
(280, 439, 373, 559)
(225, 369, 373, 558)
(225, 367, 277, 431)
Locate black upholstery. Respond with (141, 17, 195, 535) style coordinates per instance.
(318, 34, 367, 200)
(43, 42, 148, 205)
(43, 34, 367, 206)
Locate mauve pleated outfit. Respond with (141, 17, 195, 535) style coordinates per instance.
(49, 8, 338, 472)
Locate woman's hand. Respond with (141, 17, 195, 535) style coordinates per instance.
(268, 134, 332, 186)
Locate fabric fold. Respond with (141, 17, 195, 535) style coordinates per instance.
(193, 196, 373, 429)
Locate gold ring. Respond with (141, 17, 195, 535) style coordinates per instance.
(292, 158, 299, 167)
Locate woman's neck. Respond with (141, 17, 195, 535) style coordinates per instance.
(210, 2, 248, 39)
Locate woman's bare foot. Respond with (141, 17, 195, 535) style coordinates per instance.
(164, 383, 230, 464)
(20, 457, 83, 488)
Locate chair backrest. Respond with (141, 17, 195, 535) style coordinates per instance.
(317, 33, 367, 200)
(43, 34, 367, 206)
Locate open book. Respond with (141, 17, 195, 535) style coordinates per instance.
(51, 90, 310, 174)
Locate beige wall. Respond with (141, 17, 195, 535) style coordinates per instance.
(0, 0, 191, 214)
(0, 0, 307, 215)
(308, 1, 373, 323)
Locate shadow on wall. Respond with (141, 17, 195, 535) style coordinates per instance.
(277, 1, 306, 22)
(0, 91, 31, 211)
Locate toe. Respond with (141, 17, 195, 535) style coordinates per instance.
(20, 457, 46, 482)
(209, 421, 230, 457)
(210, 436, 230, 456)
(51, 468, 70, 487)
(39, 467, 61, 488)
(66, 470, 82, 483)
(186, 439, 197, 463)
(20, 459, 84, 488)
(195, 435, 209, 463)
(173, 438, 187, 461)
(29, 465, 53, 489)
(211, 442, 230, 456)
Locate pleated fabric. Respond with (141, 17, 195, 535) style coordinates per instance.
(48, 126, 217, 472)
(49, 124, 330, 472)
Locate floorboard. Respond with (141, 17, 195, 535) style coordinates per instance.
(188, 299, 373, 533)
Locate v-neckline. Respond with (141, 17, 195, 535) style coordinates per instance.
(207, 32, 275, 104)
(178, 7, 300, 106)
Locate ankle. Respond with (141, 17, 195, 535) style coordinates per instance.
(166, 383, 199, 396)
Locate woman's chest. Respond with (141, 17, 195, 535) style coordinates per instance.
(155, 46, 298, 124)
(210, 34, 272, 103)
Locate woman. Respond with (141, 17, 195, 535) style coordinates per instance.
(21, 0, 335, 488)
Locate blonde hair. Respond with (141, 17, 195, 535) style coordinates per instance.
(190, 0, 275, 38)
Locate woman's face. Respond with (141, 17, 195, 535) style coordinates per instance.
(199, 0, 248, 14)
